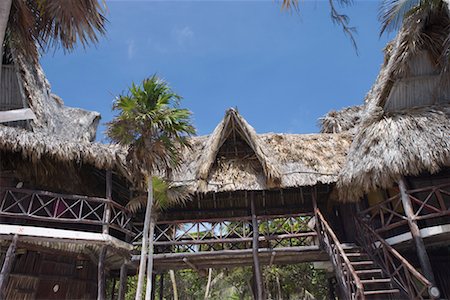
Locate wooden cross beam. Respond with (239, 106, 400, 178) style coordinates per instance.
(0, 108, 35, 123)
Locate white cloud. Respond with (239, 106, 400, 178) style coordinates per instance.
(127, 39, 135, 59)
(171, 26, 194, 47)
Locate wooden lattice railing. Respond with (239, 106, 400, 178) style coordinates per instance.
(133, 213, 317, 253)
(0, 187, 133, 237)
(359, 182, 450, 236)
(316, 209, 364, 299)
(355, 217, 438, 299)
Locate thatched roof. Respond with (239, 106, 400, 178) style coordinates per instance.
(319, 105, 364, 133)
(0, 124, 129, 179)
(172, 109, 352, 193)
(196, 108, 282, 189)
(336, 13, 450, 201)
(337, 105, 450, 201)
(13, 51, 100, 142)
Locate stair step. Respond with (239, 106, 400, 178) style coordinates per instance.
(361, 278, 392, 284)
(350, 261, 374, 266)
(346, 252, 367, 257)
(363, 289, 400, 296)
(355, 269, 383, 275)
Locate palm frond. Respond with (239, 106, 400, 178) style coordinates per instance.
(7, 0, 107, 60)
(107, 74, 195, 178)
(126, 176, 191, 214)
(379, 0, 421, 35)
(281, 0, 358, 52)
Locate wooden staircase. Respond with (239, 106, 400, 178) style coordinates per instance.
(343, 245, 403, 299)
(315, 209, 437, 299)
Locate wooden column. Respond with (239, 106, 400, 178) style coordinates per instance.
(250, 192, 263, 299)
(103, 170, 113, 235)
(97, 246, 107, 300)
(118, 260, 128, 300)
(136, 176, 154, 300)
(398, 178, 436, 286)
(0, 234, 18, 300)
(145, 218, 156, 300)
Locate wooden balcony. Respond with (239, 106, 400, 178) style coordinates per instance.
(0, 187, 134, 246)
(359, 181, 450, 245)
(131, 213, 328, 271)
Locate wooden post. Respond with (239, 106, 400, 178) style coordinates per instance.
(97, 246, 107, 300)
(398, 178, 436, 286)
(103, 170, 112, 235)
(250, 192, 264, 299)
(118, 261, 128, 300)
(145, 218, 156, 300)
(158, 273, 164, 300)
(136, 176, 154, 300)
(0, 234, 18, 300)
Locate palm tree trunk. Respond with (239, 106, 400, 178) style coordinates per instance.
(135, 176, 154, 300)
(204, 268, 212, 300)
(169, 270, 178, 300)
(0, 0, 12, 84)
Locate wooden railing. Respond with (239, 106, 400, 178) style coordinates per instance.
(133, 213, 317, 253)
(355, 217, 437, 299)
(316, 209, 364, 299)
(0, 187, 133, 238)
(359, 182, 450, 236)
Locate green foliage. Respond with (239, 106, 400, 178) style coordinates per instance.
(126, 176, 191, 213)
(107, 75, 195, 179)
(121, 265, 328, 300)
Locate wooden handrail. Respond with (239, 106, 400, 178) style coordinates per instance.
(0, 187, 133, 237)
(316, 209, 364, 299)
(358, 219, 432, 286)
(355, 216, 438, 299)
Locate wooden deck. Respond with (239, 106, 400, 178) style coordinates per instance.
(133, 245, 328, 271)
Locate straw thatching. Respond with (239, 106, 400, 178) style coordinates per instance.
(0, 124, 129, 180)
(172, 109, 352, 193)
(13, 51, 100, 142)
(336, 13, 450, 201)
(337, 105, 450, 201)
(196, 108, 282, 189)
(319, 105, 364, 133)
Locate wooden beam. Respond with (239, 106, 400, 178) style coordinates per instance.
(0, 234, 18, 300)
(97, 246, 107, 300)
(145, 218, 156, 300)
(250, 192, 264, 299)
(269, 251, 276, 267)
(136, 177, 154, 300)
(118, 260, 128, 300)
(398, 178, 436, 286)
(0, 108, 35, 123)
(103, 169, 113, 235)
(182, 258, 200, 272)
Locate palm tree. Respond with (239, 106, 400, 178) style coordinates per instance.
(107, 75, 195, 300)
(0, 0, 106, 81)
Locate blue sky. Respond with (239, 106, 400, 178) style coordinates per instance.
(40, 0, 393, 142)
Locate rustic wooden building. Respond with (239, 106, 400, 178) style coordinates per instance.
(0, 48, 134, 300)
(330, 10, 450, 300)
